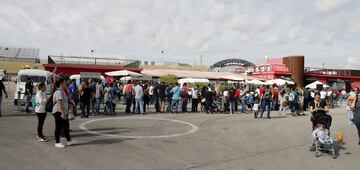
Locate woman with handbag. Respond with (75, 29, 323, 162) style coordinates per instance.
(52, 78, 76, 148)
(35, 83, 48, 142)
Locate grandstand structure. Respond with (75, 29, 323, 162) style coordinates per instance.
(48, 55, 140, 67)
(0, 46, 40, 63)
(210, 58, 256, 72)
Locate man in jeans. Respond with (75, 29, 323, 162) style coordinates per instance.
(134, 81, 144, 114)
(0, 79, 8, 117)
(81, 82, 93, 118)
(124, 81, 133, 113)
(260, 87, 272, 119)
(170, 83, 183, 113)
(95, 80, 103, 115)
(24, 78, 33, 113)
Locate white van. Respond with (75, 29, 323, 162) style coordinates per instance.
(14, 69, 53, 105)
(69, 74, 106, 87)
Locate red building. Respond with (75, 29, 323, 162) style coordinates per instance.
(43, 55, 143, 77)
(43, 64, 142, 76)
(237, 56, 360, 90)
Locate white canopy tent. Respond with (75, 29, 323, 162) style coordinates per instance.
(105, 70, 143, 77)
(245, 79, 266, 85)
(305, 81, 329, 89)
(120, 76, 153, 81)
(265, 78, 295, 86)
(178, 78, 210, 85)
(222, 75, 244, 81)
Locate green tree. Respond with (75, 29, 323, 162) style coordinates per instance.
(160, 74, 178, 84)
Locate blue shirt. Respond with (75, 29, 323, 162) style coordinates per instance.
(170, 86, 183, 100)
(68, 83, 78, 99)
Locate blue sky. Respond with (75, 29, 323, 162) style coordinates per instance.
(0, 0, 359, 68)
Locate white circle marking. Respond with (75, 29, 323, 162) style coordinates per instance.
(79, 117, 199, 139)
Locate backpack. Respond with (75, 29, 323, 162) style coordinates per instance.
(45, 94, 54, 112)
(289, 92, 295, 102)
(180, 88, 188, 97)
(165, 87, 173, 98)
(229, 90, 235, 100)
(264, 90, 271, 100)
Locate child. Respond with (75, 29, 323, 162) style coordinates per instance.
(347, 96, 355, 125)
(279, 91, 288, 117)
(253, 93, 260, 118)
(312, 123, 333, 144)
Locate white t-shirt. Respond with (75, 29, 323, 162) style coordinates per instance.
(320, 91, 327, 99)
(191, 88, 198, 99)
(327, 91, 332, 97)
(35, 91, 47, 113)
(223, 91, 229, 97)
(350, 91, 356, 97)
(149, 85, 154, 95)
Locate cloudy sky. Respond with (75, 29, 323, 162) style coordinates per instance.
(0, 0, 359, 68)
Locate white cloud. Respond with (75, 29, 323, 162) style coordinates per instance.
(314, 0, 352, 12)
(345, 57, 360, 69)
(0, 0, 359, 68)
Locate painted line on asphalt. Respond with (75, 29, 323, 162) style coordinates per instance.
(79, 117, 199, 139)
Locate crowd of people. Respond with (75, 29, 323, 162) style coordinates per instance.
(1, 76, 360, 147)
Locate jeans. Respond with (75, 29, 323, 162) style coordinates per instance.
(95, 98, 102, 114)
(260, 100, 271, 118)
(82, 100, 90, 117)
(182, 99, 188, 112)
(125, 96, 132, 113)
(53, 112, 71, 143)
(91, 98, 96, 113)
(0, 96, 2, 116)
(135, 98, 144, 114)
(241, 99, 246, 113)
(234, 99, 238, 112)
(354, 119, 360, 139)
(303, 99, 309, 111)
(191, 98, 199, 112)
(25, 94, 32, 112)
(272, 100, 277, 111)
(36, 113, 47, 138)
(106, 100, 113, 114)
(230, 100, 236, 113)
(205, 100, 212, 113)
(171, 99, 180, 113)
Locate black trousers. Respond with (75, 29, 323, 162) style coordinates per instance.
(36, 113, 47, 138)
(303, 99, 309, 111)
(53, 112, 71, 143)
(82, 100, 90, 117)
(192, 98, 199, 112)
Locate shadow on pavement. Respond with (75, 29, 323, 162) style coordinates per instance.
(72, 138, 130, 146)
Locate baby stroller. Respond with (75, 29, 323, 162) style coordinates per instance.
(212, 99, 222, 113)
(310, 111, 336, 158)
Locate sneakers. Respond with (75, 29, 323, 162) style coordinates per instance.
(55, 143, 66, 148)
(37, 137, 48, 142)
(67, 140, 77, 146)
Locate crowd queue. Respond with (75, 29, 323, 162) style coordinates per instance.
(1, 77, 360, 147)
